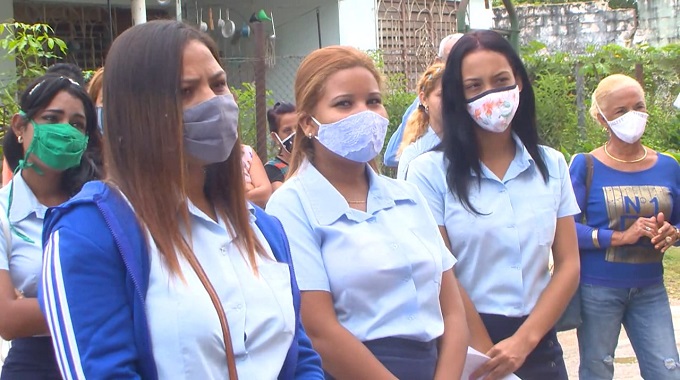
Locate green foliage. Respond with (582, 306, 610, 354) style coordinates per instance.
(230, 82, 276, 155)
(522, 42, 680, 157)
(0, 22, 68, 130)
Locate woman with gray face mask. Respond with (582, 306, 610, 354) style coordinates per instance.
(37, 20, 323, 380)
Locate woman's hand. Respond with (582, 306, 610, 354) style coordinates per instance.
(615, 216, 658, 246)
(651, 212, 678, 253)
(470, 334, 532, 380)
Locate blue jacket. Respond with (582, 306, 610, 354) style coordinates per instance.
(383, 96, 419, 167)
(38, 181, 323, 380)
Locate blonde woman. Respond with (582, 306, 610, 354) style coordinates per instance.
(397, 63, 445, 180)
(266, 46, 467, 380)
(570, 74, 680, 380)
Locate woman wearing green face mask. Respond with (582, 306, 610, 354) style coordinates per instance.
(0, 74, 102, 379)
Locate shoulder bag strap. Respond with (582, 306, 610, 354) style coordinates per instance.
(582, 153, 594, 224)
(184, 252, 239, 380)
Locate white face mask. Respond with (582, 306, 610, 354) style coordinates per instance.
(466, 85, 520, 133)
(311, 110, 389, 163)
(598, 104, 648, 144)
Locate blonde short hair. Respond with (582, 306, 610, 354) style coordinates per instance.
(590, 74, 644, 120)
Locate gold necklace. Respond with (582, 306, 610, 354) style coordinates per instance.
(604, 143, 647, 163)
(346, 200, 366, 204)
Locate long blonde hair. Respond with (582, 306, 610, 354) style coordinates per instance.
(398, 63, 444, 156)
(287, 46, 384, 177)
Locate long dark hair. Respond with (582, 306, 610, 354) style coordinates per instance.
(441, 30, 548, 214)
(3, 74, 102, 195)
(104, 20, 262, 275)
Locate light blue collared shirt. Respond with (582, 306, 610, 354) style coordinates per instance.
(406, 135, 580, 316)
(145, 202, 295, 379)
(383, 97, 419, 167)
(266, 160, 455, 342)
(0, 171, 47, 298)
(397, 127, 441, 180)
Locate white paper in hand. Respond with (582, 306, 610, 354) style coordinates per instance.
(674, 93, 680, 109)
(462, 347, 521, 380)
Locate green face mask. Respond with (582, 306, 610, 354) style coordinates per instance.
(18, 112, 89, 175)
(6, 113, 89, 244)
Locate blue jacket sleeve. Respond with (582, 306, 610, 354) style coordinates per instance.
(39, 204, 142, 379)
(569, 153, 613, 250)
(383, 97, 419, 167)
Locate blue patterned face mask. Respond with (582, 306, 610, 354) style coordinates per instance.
(311, 111, 389, 163)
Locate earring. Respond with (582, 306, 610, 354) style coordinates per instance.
(17, 135, 23, 144)
(308, 132, 313, 139)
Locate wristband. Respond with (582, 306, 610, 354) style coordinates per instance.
(592, 229, 600, 248)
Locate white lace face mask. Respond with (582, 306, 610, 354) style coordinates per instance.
(597, 104, 648, 144)
(466, 85, 520, 133)
(311, 110, 389, 163)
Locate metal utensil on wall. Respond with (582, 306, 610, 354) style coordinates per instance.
(217, 9, 225, 30)
(199, 8, 208, 32)
(208, 7, 214, 30)
(269, 12, 276, 40)
(222, 8, 235, 38)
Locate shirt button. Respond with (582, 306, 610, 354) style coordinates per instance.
(408, 315, 415, 321)
(403, 277, 410, 283)
(392, 243, 399, 249)
(220, 246, 227, 255)
(235, 304, 243, 310)
(508, 223, 515, 228)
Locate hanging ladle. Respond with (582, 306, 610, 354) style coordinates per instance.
(222, 8, 235, 38)
(199, 8, 208, 32)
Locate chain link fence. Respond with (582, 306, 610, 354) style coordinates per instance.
(224, 55, 305, 158)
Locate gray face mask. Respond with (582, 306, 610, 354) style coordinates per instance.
(183, 94, 239, 164)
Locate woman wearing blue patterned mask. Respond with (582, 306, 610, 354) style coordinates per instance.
(0, 74, 102, 379)
(406, 30, 580, 380)
(266, 46, 468, 380)
(571, 74, 680, 380)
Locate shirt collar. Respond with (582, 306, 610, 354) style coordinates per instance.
(186, 200, 257, 244)
(296, 159, 416, 226)
(474, 132, 534, 182)
(8, 171, 48, 223)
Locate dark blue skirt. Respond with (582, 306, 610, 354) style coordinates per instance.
(0, 337, 61, 380)
(480, 313, 567, 380)
(325, 337, 438, 380)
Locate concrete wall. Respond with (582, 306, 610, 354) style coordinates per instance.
(493, 1, 637, 53)
(0, 0, 15, 86)
(636, 0, 680, 46)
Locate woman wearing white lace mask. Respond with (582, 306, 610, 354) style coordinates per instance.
(266, 46, 468, 380)
(571, 74, 680, 380)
